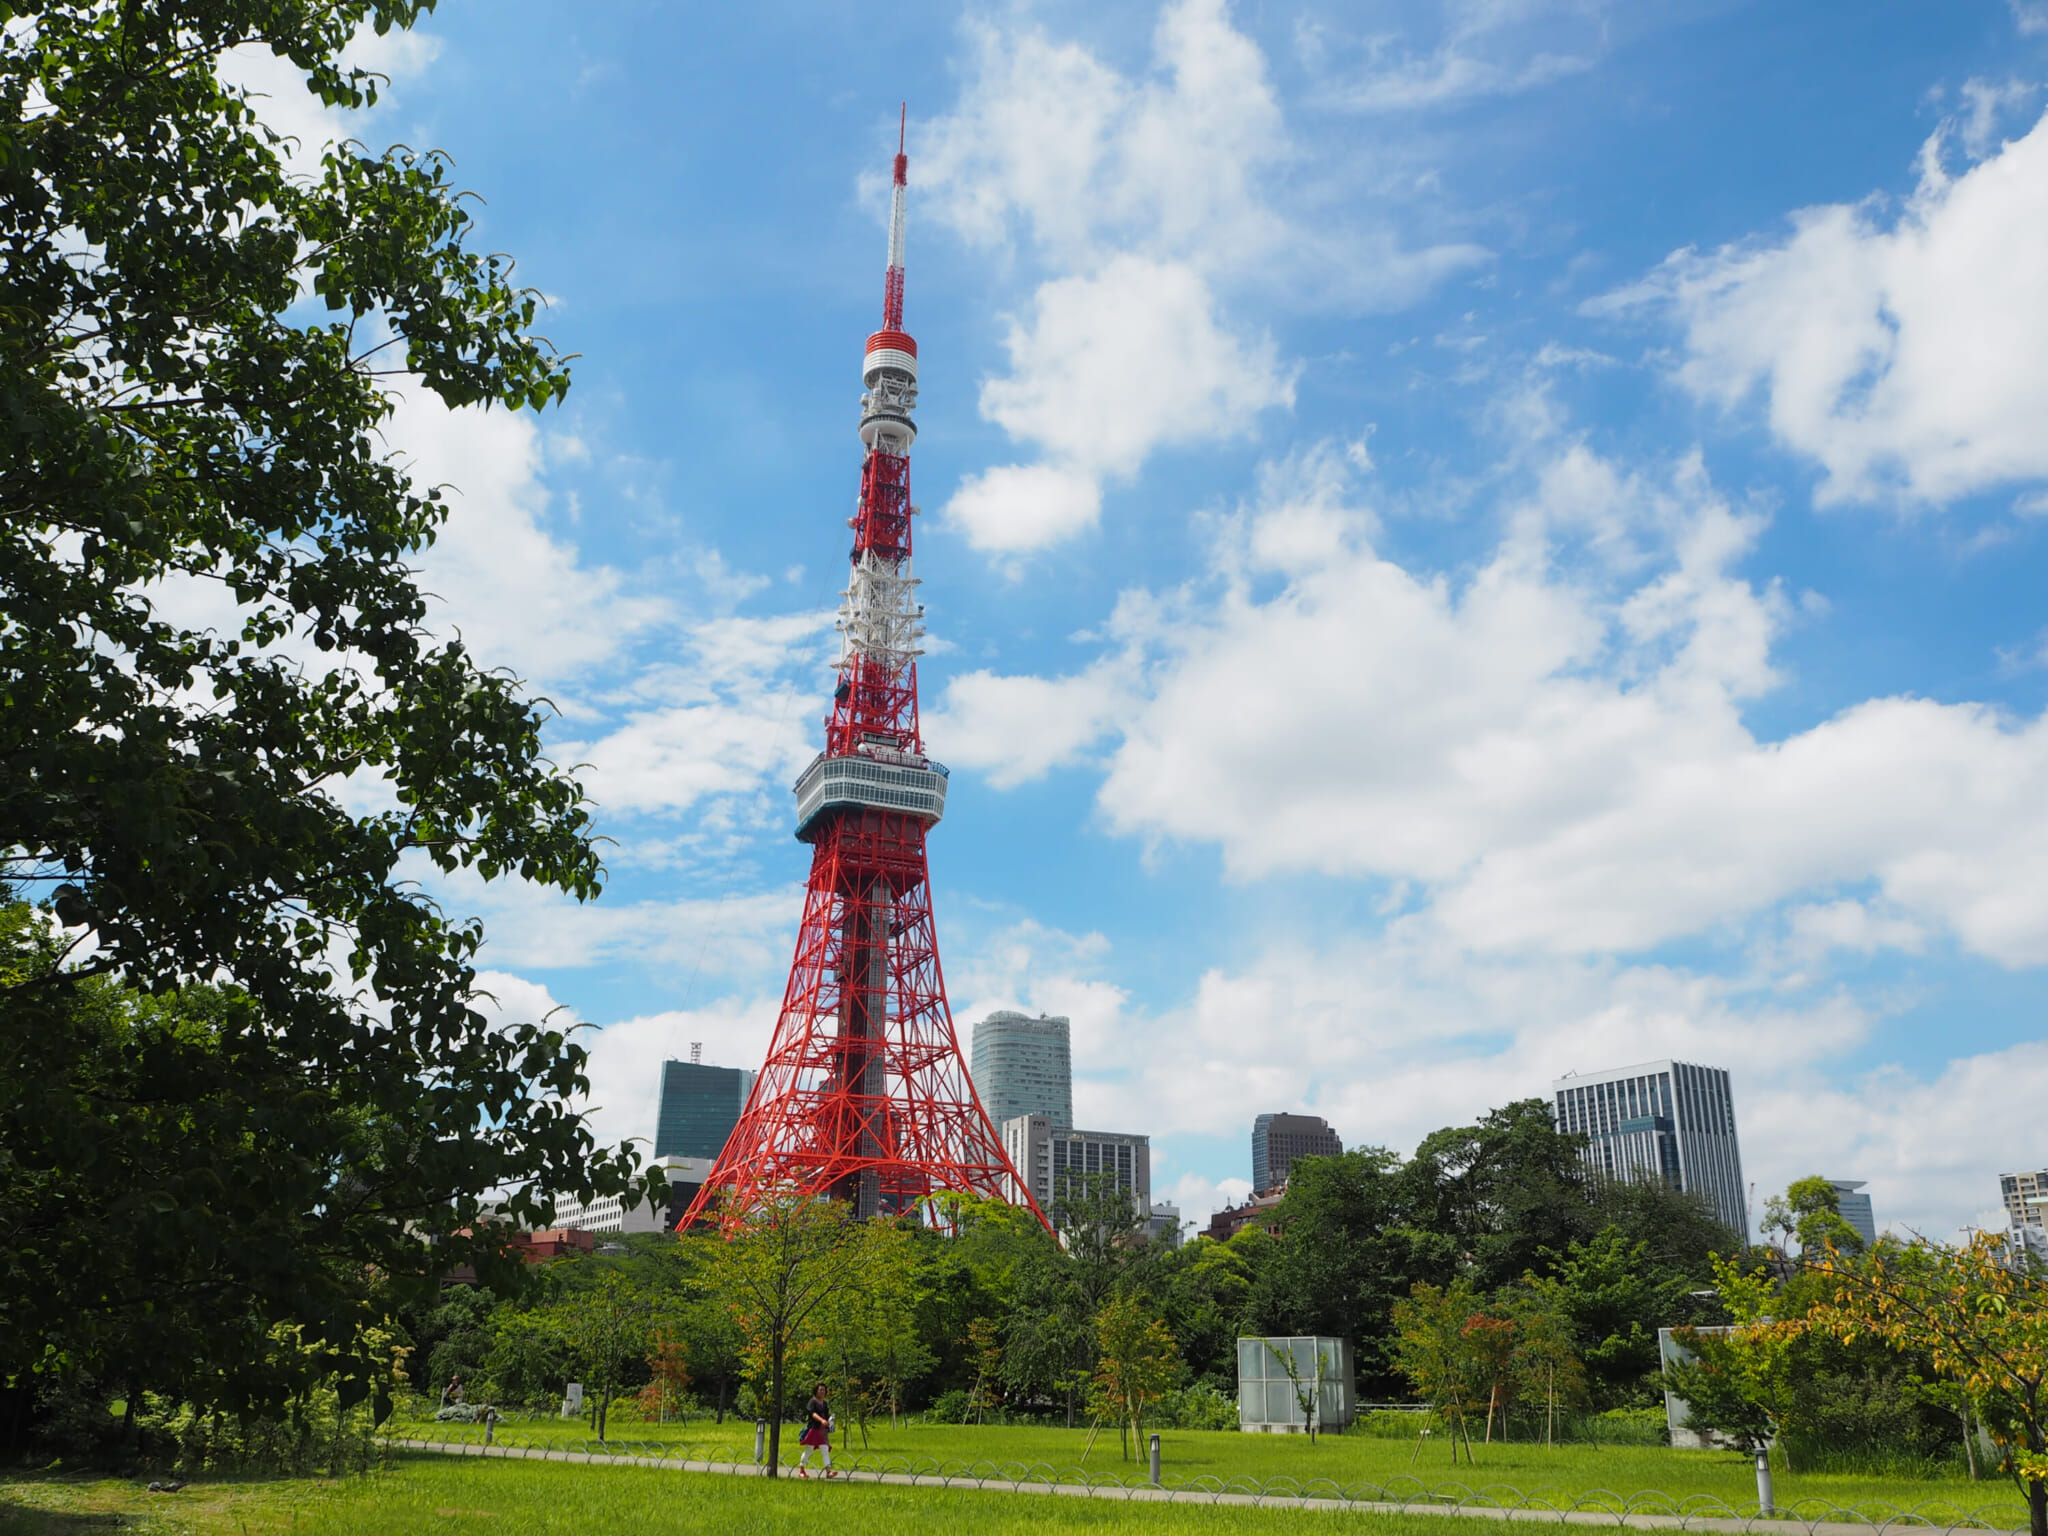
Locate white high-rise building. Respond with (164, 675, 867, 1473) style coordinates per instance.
(1552, 1060, 1748, 1237)
(1002, 1113, 1149, 1219)
(2001, 1170, 2048, 1228)
(2000, 1171, 2048, 1262)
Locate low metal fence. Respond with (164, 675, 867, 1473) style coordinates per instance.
(383, 1427, 2031, 1532)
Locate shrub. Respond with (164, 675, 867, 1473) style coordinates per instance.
(1158, 1384, 1239, 1431)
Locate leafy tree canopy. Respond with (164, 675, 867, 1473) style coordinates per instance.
(1, 0, 653, 1431)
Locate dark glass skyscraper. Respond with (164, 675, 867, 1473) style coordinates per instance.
(654, 1060, 753, 1161)
(1251, 1112, 1343, 1194)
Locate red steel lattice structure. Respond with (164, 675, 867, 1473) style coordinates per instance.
(682, 117, 1048, 1234)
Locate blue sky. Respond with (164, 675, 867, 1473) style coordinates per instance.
(279, 0, 2048, 1236)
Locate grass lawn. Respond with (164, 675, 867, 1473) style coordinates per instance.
(0, 1453, 1494, 1536)
(394, 1412, 2026, 1524)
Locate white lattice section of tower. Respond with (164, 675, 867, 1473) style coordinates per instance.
(837, 550, 925, 671)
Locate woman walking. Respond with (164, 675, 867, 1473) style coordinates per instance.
(795, 1383, 834, 1478)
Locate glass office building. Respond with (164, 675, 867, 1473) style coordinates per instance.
(1251, 1112, 1343, 1195)
(653, 1059, 754, 1161)
(1552, 1059, 1748, 1237)
(971, 1010, 1072, 1129)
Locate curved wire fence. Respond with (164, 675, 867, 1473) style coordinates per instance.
(384, 1427, 2031, 1532)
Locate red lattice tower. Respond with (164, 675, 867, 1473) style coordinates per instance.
(683, 114, 1048, 1234)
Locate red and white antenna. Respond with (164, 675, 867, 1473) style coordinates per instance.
(884, 103, 908, 331)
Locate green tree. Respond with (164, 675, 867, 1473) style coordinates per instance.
(1087, 1294, 1180, 1461)
(559, 1274, 662, 1441)
(709, 1196, 868, 1476)
(1594, 1177, 1741, 1279)
(1808, 1232, 2048, 1536)
(415, 1286, 501, 1402)
(1761, 1176, 1866, 1263)
(1392, 1279, 1486, 1464)
(1000, 1235, 1093, 1426)
(1161, 1229, 1262, 1389)
(0, 0, 653, 1437)
(1665, 1256, 1807, 1469)
(806, 1216, 928, 1444)
(1535, 1226, 1714, 1407)
(1403, 1100, 1600, 1292)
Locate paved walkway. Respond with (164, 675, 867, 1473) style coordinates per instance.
(389, 1439, 2026, 1535)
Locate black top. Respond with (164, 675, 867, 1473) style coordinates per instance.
(806, 1396, 828, 1423)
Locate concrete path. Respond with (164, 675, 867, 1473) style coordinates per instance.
(389, 1439, 2026, 1536)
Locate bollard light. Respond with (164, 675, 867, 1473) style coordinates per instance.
(755, 1418, 767, 1466)
(1149, 1432, 1161, 1487)
(1754, 1447, 1775, 1516)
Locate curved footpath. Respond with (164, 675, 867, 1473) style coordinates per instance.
(388, 1438, 2028, 1535)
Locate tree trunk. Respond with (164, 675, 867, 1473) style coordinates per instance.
(1486, 1384, 1497, 1444)
(767, 1340, 785, 1477)
(2031, 1474, 2046, 1536)
(717, 1374, 727, 1425)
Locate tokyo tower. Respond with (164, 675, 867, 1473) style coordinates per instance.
(682, 116, 1048, 1233)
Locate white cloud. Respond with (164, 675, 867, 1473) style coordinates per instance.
(1055, 915, 2033, 1236)
(391, 387, 668, 689)
(1605, 107, 2048, 506)
(943, 256, 1292, 552)
(919, 0, 1286, 273)
(1783, 899, 1928, 959)
(945, 463, 1104, 553)
(1167, 1172, 1250, 1227)
(929, 663, 1129, 787)
(448, 874, 804, 980)
(1958, 77, 2038, 159)
(561, 613, 833, 819)
(980, 257, 1294, 478)
(1325, 0, 1602, 115)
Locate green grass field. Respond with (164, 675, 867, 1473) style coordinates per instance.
(0, 1454, 1498, 1536)
(391, 1413, 2026, 1524)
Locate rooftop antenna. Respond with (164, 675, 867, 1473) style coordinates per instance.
(689, 1041, 702, 1064)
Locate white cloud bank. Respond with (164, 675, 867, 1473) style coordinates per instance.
(938, 424, 2048, 968)
(1607, 104, 2048, 507)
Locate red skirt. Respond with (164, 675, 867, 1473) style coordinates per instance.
(799, 1423, 829, 1447)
